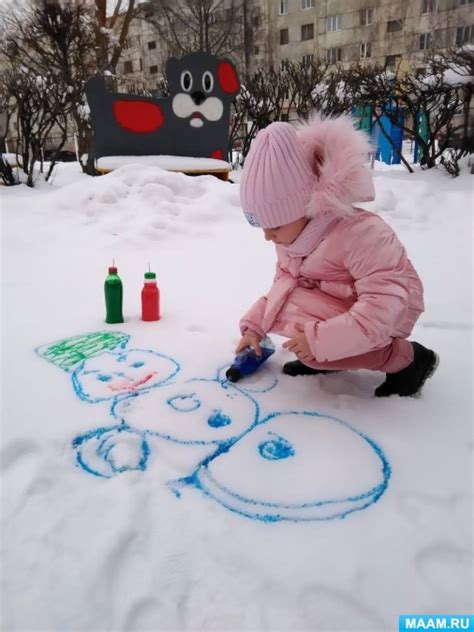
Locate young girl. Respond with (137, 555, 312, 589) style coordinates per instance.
(235, 116, 439, 397)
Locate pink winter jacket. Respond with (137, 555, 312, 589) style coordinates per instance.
(240, 210, 424, 362)
(239, 115, 425, 362)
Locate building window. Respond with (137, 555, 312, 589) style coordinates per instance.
(326, 15, 342, 32)
(279, 0, 288, 15)
(419, 33, 431, 49)
(301, 23, 314, 40)
(139, 58, 143, 71)
(385, 54, 401, 69)
(253, 14, 261, 27)
(360, 8, 374, 26)
(302, 53, 314, 66)
(254, 46, 260, 55)
(281, 113, 289, 121)
(459, 0, 474, 4)
(150, 65, 158, 74)
(360, 42, 371, 58)
(280, 28, 289, 45)
(326, 47, 342, 64)
(422, 0, 435, 13)
(302, 0, 314, 8)
(123, 60, 133, 74)
(148, 40, 156, 50)
(456, 25, 474, 44)
(387, 20, 403, 32)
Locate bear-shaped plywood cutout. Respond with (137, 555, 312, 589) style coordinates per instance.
(86, 52, 240, 160)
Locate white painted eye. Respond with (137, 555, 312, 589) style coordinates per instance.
(202, 71, 214, 93)
(180, 70, 193, 92)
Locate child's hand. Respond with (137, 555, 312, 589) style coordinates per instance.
(282, 323, 315, 362)
(235, 333, 262, 357)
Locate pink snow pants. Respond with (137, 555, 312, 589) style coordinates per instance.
(303, 337, 414, 374)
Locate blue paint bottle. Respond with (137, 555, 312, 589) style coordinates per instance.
(226, 337, 275, 382)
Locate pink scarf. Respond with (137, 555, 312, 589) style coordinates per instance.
(288, 213, 339, 259)
(260, 214, 339, 331)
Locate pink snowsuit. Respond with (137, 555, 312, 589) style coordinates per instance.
(240, 210, 424, 372)
(239, 118, 424, 373)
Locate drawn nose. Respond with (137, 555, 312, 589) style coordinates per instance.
(191, 91, 205, 105)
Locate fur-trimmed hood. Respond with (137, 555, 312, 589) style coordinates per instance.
(296, 114, 375, 219)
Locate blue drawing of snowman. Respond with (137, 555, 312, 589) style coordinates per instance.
(36, 332, 391, 522)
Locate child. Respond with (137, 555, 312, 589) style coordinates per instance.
(235, 116, 439, 397)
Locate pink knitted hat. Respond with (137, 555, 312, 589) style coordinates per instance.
(240, 116, 375, 229)
(240, 122, 314, 229)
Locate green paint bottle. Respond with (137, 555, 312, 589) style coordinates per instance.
(104, 264, 124, 324)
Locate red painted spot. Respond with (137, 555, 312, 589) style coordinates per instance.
(212, 149, 224, 160)
(217, 61, 240, 94)
(113, 101, 164, 134)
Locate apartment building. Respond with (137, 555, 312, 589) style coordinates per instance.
(117, 10, 169, 93)
(117, 0, 270, 92)
(270, 0, 473, 70)
(118, 0, 473, 88)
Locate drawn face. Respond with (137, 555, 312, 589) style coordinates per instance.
(72, 350, 180, 403)
(193, 412, 390, 522)
(113, 378, 259, 445)
(167, 55, 239, 128)
(171, 69, 224, 127)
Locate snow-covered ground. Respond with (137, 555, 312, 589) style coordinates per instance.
(1, 159, 473, 631)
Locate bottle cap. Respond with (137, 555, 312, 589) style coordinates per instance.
(225, 367, 241, 382)
(144, 272, 156, 280)
(108, 266, 118, 274)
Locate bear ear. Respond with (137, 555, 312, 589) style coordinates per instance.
(217, 59, 240, 95)
(165, 57, 180, 81)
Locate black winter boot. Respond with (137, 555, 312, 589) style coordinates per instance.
(282, 360, 338, 377)
(375, 342, 439, 397)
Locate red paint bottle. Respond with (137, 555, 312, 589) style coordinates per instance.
(141, 271, 160, 321)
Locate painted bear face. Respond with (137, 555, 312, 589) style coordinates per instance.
(166, 53, 240, 129)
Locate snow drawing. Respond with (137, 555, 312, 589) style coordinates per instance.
(36, 331, 391, 522)
(36, 331, 131, 371)
(72, 349, 180, 403)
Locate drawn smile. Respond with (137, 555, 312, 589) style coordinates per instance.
(108, 372, 158, 392)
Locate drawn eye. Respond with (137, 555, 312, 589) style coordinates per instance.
(167, 394, 201, 412)
(97, 374, 112, 382)
(202, 71, 214, 93)
(180, 70, 193, 92)
(258, 433, 295, 461)
(130, 361, 144, 368)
